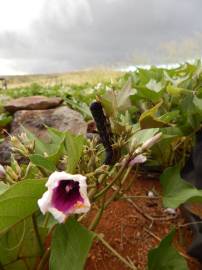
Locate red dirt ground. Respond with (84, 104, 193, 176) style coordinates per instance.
(84, 174, 202, 270)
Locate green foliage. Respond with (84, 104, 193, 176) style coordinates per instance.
(0, 179, 46, 233)
(0, 217, 47, 269)
(0, 113, 12, 127)
(0, 182, 9, 195)
(148, 230, 188, 270)
(64, 132, 86, 173)
(50, 218, 95, 270)
(29, 154, 56, 172)
(23, 127, 86, 174)
(2, 60, 202, 268)
(160, 166, 202, 208)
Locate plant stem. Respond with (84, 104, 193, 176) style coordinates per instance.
(88, 173, 107, 200)
(96, 234, 137, 270)
(121, 166, 133, 185)
(93, 157, 130, 201)
(42, 213, 50, 228)
(37, 248, 50, 270)
(88, 191, 106, 231)
(88, 205, 104, 231)
(104, 166, 132, 208)
(32, 214, 44, 255)
(122, 166, 138, 193)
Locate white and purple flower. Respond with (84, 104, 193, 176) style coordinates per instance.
(38, 171, 91, 223)
(129, 154, 147, 167)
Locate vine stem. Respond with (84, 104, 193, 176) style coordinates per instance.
(104, 166, 132, 208)
(36, 248, 50, 270)
(42, 213, 50, 228)
(96, 233, 137, 270)
(88, 203, 104, 231)
(93, 156, 131, 201)
(32, 214, 44, 255)
(88, 189, 106, 231)
(88, 165, 117, 200)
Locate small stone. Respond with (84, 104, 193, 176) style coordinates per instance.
(164, 208, 176, 215)
(148, 191, 155, 198)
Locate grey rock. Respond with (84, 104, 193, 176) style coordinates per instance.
(5, 96, 63, 113)
(0, 106, 87, 164)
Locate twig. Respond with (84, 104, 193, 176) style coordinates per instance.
(178, 221, 202, 228)
(124, 196, 178, 222)
(96, 234, 137, 270)
(122, 195, 161, 200)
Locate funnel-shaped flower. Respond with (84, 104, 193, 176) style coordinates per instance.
(38, 171, 91, 223)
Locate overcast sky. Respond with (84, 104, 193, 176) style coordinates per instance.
(0, 0, 202, 75)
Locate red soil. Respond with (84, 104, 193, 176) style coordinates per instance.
(84, 174, 202, 270)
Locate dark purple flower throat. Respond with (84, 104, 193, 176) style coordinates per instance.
(51, 180, 84, 213)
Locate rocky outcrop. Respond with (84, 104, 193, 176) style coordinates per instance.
(11, 106, 87, 139)
(5, 96, 63, 113)
(0, 106, 87, 164)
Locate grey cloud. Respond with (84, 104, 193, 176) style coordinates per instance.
(0, 0, 202, 74)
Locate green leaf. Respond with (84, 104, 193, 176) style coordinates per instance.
(0, 179, 46, 233)
(130, 128, 159, 150)
(193, 96, 202, 112)
(0, 182, 9, 195)
(50, 218, 95, 270)
(163, 70, 190, 86)
(166, 85, 188, 97)
(160, 166, 202, 208)
(65, 132, 86, 173)
(159, 110, 179, 123)
(146, 79, 164, 93)
(0, 114, 12, 127)
(134, 84, 163, 101)
(99, 90, 117, 117)
(139, 101, 169, 129)
(116, 79, 134, 112)
(0, 217, 48, 269)
(47, 127, 66, 145)
(29, 154, 56, 172)
(148, 230, 188, 270)
(47, 143, 64, 165)
(22, 127, 48, 156)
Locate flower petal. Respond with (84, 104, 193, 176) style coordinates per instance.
(38, 190, 52, 214)
(46, 171, 73, 189)
(48, 207, 66, 223)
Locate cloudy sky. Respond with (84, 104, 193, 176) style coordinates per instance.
(0, 0, 202, 75)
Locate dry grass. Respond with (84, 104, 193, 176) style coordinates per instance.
(5, 68, 123, 88)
